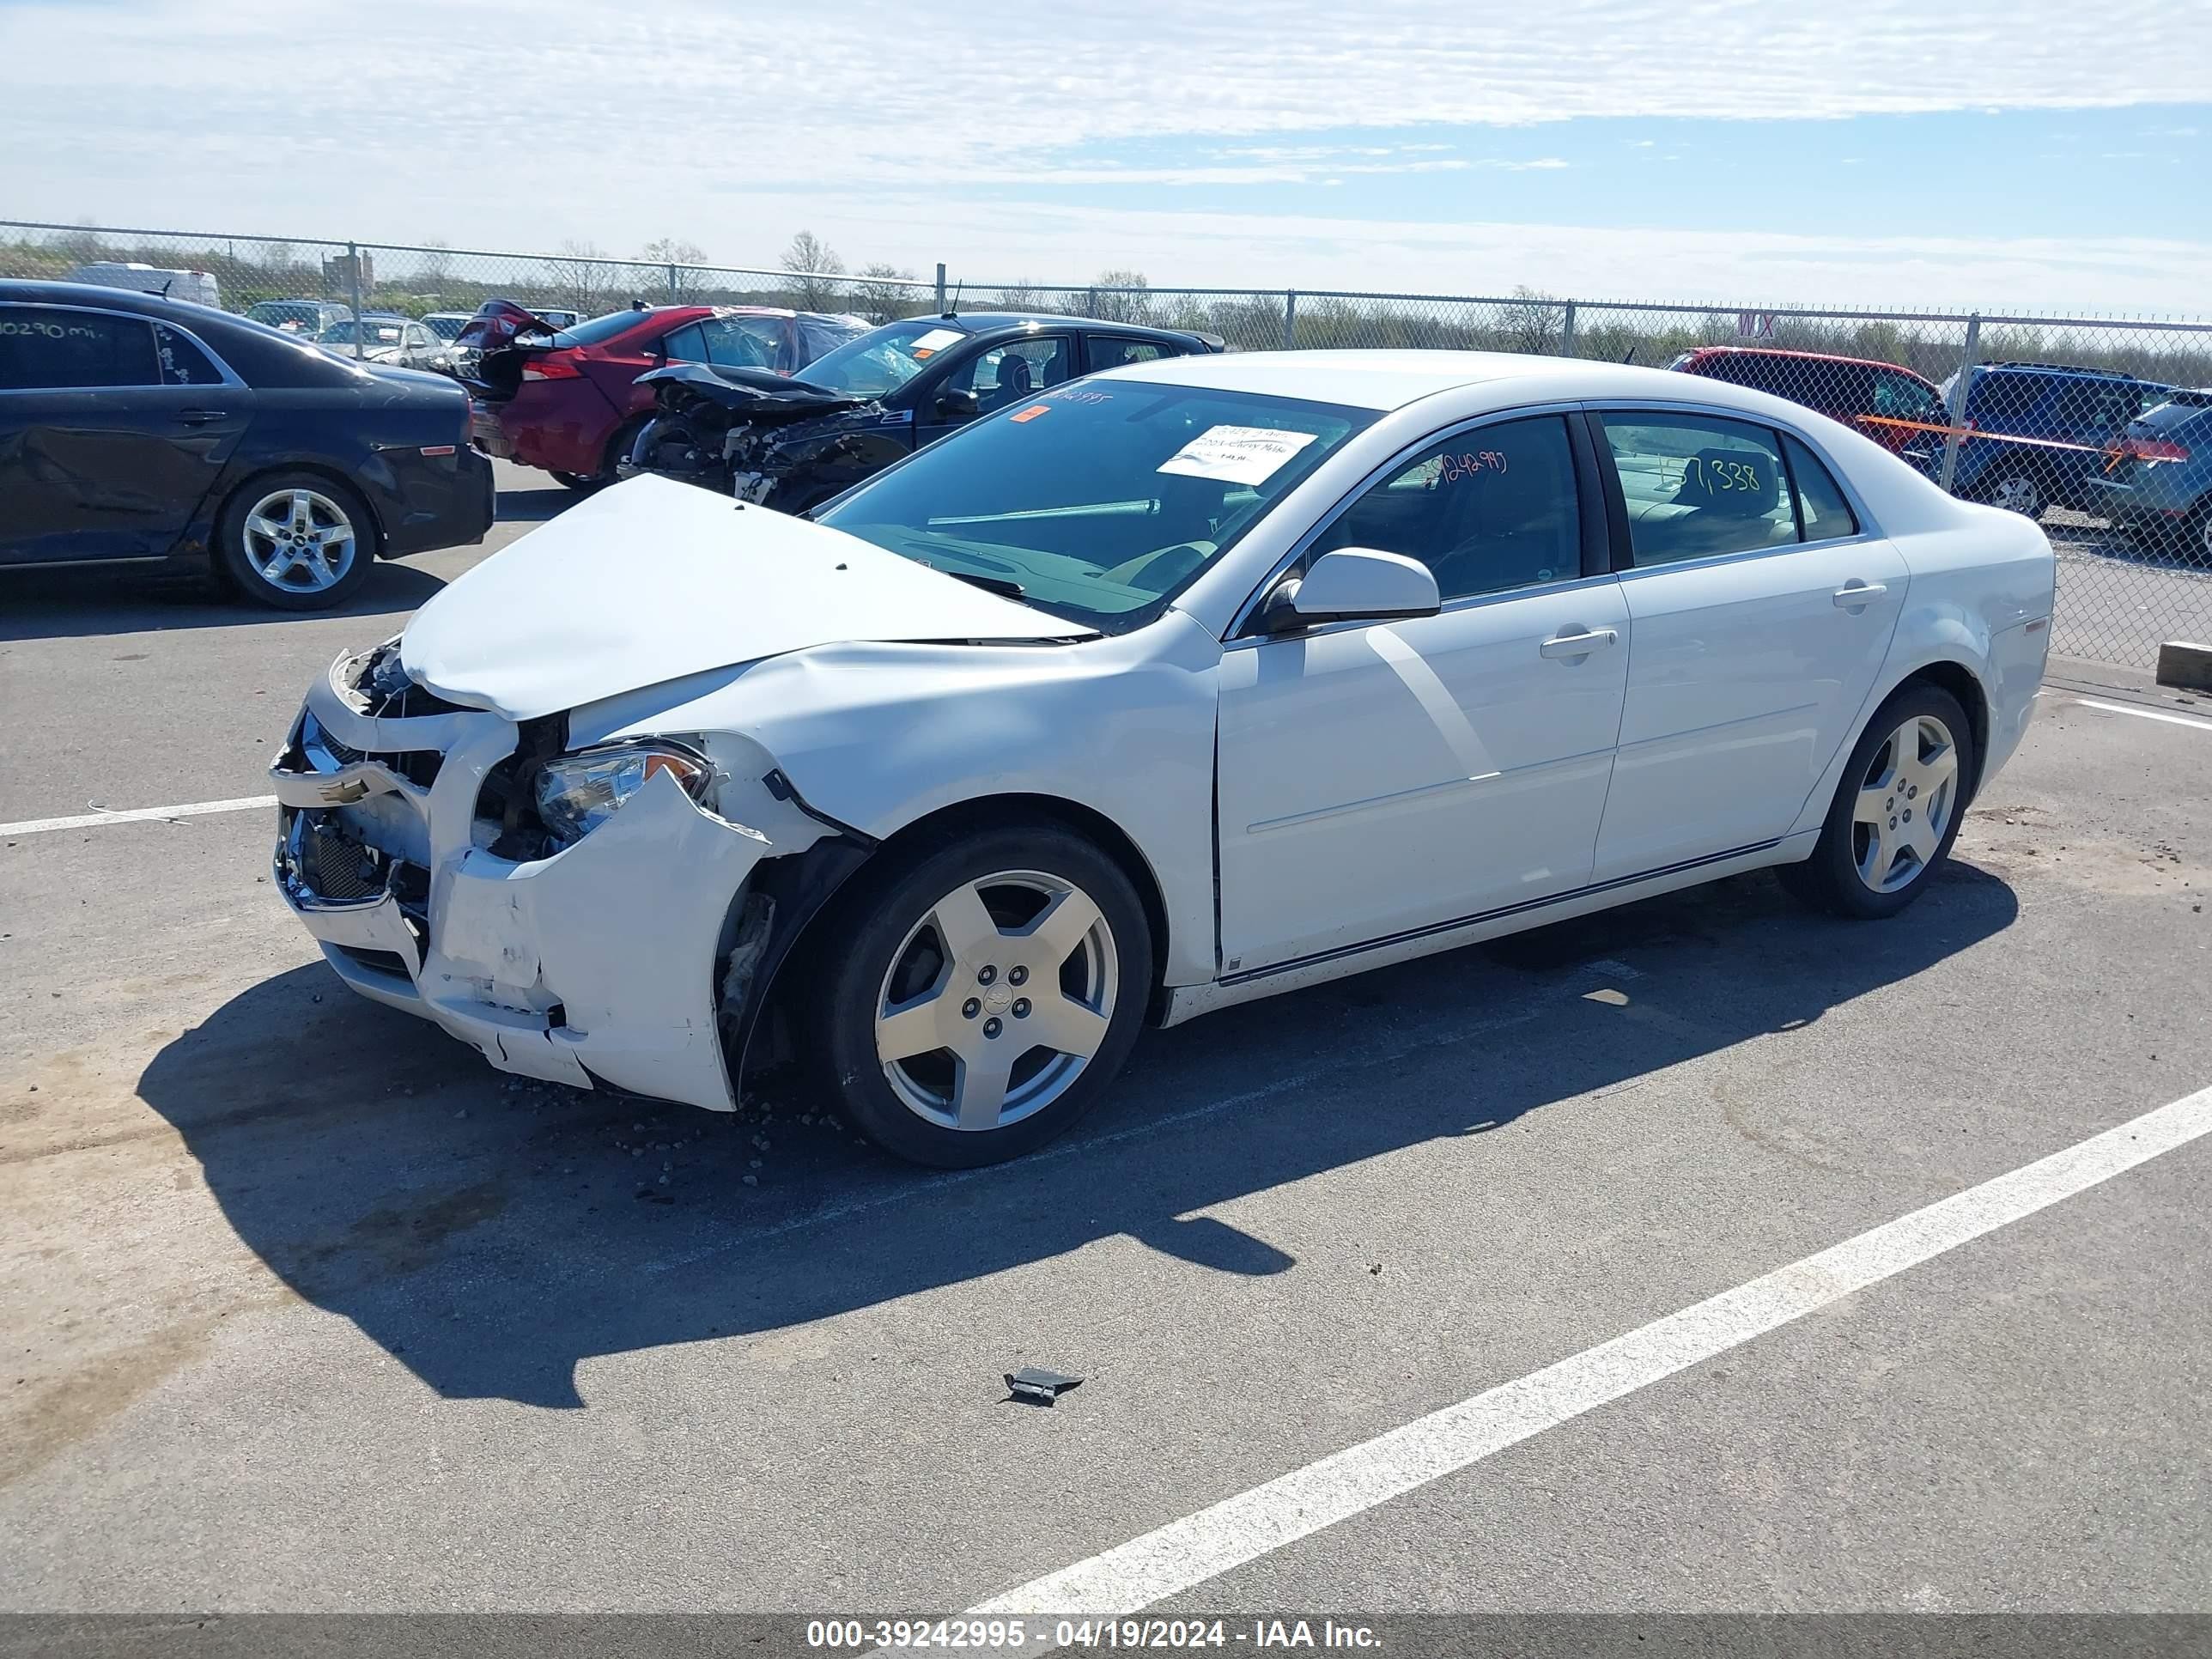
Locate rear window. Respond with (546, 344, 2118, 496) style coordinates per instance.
(549, 307, 656, 347)
(2136, 398, 2212, 435)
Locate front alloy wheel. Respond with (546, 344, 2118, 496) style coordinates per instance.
(817, 827, 1151, 1166)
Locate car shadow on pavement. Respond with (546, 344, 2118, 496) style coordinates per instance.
(137, 861, 2018, 1409)
(496, 486, 574, 524)
(0, 558, 449, 643)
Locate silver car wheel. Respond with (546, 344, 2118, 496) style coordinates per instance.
(242, 487, 357, 593)
(1990, 475, 2043, 517)
(1851, 714, 1960, 894)
(874, 869, 1119, 1133)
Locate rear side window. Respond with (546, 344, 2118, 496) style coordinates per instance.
(153, 324, 224, 386)
(1783, 434, 1858, 542)
(1597, 414, 1797, 564)
(0, 307, 160, 389)
(1089, 337, 1167, 372)
(1313, 415, 1583, 601)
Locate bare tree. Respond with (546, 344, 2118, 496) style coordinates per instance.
(1090, 268, 1151, 323)
(550, 238, 617, 314)
(416, 238, 453, 296)
(988, 279, 1043, 313)
(1503, 284, 1565, 355)
(851, 261, 919, 324)
(641, 238, 710, 298)
(781, 230, 846, 309)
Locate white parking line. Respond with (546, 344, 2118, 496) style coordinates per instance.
(970, 1082, 2212, 1623)
(0, 795, 277, 838)
(2069, 696, 2212, 733)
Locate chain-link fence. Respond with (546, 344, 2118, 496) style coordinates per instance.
(6, 219, 2209, 668)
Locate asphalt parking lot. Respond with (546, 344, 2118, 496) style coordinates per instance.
(3, 463, 2211, 1620)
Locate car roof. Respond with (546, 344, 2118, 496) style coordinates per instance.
(1098, 348, 1822, 413)
(1976, 360, 2162, 385)
(1684, 343, 1931, 380)
(892, 310, 1212, 346)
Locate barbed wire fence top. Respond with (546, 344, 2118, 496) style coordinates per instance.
(5, 218, 2208, 668)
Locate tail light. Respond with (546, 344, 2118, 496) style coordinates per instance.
(520, 356, 583, 381)
(2123, 436, 2191, 464)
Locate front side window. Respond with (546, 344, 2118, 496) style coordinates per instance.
(814, 382, 1376, 632)
(0, 307, 159, 390)
(944, 337, 1075, 413)
(1873, 372, 1940, 423)
(1312, 415, 1583, 602)
(1598, 413, 1798, 564)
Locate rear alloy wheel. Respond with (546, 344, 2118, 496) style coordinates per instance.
(1782, 684, 1975, 920)
(216, 472, 374, 611)
(817, 827, 1152, 1166)
(1987, 472, 2045, 519)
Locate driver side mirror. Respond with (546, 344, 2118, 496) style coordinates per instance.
(1258, 548, 1442, 633)
(934, 388, 981, 423)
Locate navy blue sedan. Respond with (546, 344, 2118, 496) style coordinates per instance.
(1, 280, 494, 610)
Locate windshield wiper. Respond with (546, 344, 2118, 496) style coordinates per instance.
(927, 565, 1026, 599)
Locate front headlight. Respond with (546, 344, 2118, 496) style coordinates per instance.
(534, 743, 712, 847)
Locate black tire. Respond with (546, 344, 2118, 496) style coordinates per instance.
(213, 471, 378, 611)
(1781, 682, 1977, 920)
(549, 470, 598, 492)
(812, 823, 1153, 1168)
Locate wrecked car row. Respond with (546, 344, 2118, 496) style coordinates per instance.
(272, 349, 2053, 1168)
(458, 297, 1224, 507)
(618, 313, 1226, 511)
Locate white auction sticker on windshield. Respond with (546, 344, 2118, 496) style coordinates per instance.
(1157, 425, 1319, 486)
(907, 327, 964, 356)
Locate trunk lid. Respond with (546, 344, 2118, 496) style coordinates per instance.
(453, 300, 568, 400)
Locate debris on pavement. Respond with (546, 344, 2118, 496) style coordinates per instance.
(1004, 1368, 1083, 1406)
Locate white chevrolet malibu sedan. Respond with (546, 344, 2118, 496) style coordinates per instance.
(272, 351, 2054, 1165)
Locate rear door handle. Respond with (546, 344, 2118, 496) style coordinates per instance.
(1832, 581, 1889, 609)
(177, 408, 228, 425)
(1539, 627, 1620, 659)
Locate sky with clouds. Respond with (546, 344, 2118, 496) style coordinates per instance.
(1, 0, 2208, 310)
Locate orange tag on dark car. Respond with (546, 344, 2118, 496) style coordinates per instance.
(1012, 404, 1052, 422)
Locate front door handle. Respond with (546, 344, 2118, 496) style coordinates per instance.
(177, 408, 228, 425)
(1539, 627, 1620, 659)
(1832, 580, 1889, 609)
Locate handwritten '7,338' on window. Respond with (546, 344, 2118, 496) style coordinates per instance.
(1683, 454, 1767, 493)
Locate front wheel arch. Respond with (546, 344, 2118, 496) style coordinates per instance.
(730, 793, 1176, 1097)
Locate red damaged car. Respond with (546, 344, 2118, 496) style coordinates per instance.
(458, 301, 870, 489)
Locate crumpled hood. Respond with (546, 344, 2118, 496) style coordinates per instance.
(400, 474, 1088, 721)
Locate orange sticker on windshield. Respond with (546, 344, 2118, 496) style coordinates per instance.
(1011, 404, 1053, 422)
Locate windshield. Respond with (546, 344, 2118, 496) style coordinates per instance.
(322, 319, 407, 346)
(797, 319, 969, 398)
(247, 302, 326, 331)
(422, 313, 470, 340)
(814, 382, 1376, 633)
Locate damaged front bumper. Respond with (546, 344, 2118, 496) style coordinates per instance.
(269, 648, 829, 1111)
